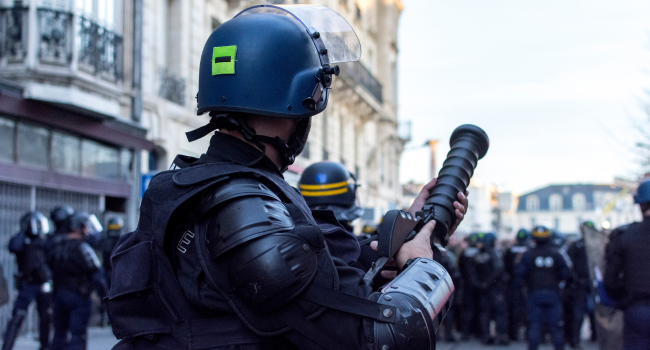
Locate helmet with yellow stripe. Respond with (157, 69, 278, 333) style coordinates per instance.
(299, 161, 363, 222)
(531, 226, 552, 242)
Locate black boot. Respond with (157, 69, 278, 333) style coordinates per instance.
(2, 310, 26, 350)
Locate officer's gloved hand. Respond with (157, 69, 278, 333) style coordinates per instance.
(41, 281, 52, 293)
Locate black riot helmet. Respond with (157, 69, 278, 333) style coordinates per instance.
(188, 5, 361, 171)
(106, 217, 125, 238)
(298, 161, 363, 223)
(20, 211, 50, 238)
(68, 212, 103, 236)
(50, 205, 74, 233)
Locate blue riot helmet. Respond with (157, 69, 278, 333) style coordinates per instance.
(299, 161, 363, 222)
(50, 205, 74, 233)
(515, 228, 530, 246)
(20, 211, 50, 238)
(634, 179, 650, 204)
(188, 5, 361, 170)
(551, 230, 566, 248)
(479, 232, 497, 249)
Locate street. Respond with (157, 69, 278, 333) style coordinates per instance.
(9, 328, 601, 350)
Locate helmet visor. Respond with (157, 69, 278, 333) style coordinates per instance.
(31, 212, 51, 236)
(85, 214, 103, 234)
(235, 5, 361, 64)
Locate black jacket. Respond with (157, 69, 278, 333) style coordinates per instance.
(605, 217, 650, 307)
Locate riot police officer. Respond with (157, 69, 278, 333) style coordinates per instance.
(50, 205, 74, 235)
(567, 228, 591, 348)
(468, 232, 509, 345)
(298, 161, 363, 231)
(105, 5, 467, 350)
(99, 217, 124, 288)
(460, 232, 480, 340)
(298, 161, 366, 267)
(516, 226, 570, 350)
(505, 228, 530, 341)
(3, 211, 52, 350)
(605, 179, 650, 350)
(48, 211, 107, 350)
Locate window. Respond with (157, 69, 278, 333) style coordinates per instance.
(554, 218, 560, 229)
(52, 132, 81, 175)
(0, 117, 15, 162)
(82, 139, 119, 179)
(549, 194, 563, 211)
(526, 195, 539, 211)
(573, 193, 586, 211)
(17, 123, 49, 168)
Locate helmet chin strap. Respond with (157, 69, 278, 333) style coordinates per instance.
(186, 113, 307, 172)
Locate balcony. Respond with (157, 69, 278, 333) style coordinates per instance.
(158, 68, 186, 106)
(0, 6, 123, 82)
(340, 61, 383, 103)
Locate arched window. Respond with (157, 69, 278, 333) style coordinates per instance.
(549, 194, 563, 211)
(573, 193, 586, 211)
(526, 195, 539, 211)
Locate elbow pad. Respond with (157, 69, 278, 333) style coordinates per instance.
(80, 242, 101, 272)
(198, 178, 319, 313)
(369, 258, 454, 350)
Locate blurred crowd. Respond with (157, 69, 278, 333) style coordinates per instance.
(1, 206, 122, 350)
(436, 226, 597, 349)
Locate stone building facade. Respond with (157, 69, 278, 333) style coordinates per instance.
(141, 0, 407, 227)
(517, 184, 641, 236)
(0, 0, 151, 332)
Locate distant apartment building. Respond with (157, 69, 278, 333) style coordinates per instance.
(0, 0, 150, 331)
(142, 0, 408, 227)
(517, 184, 641, 235)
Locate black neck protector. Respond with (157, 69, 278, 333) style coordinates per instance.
(186, 113, 308, 172)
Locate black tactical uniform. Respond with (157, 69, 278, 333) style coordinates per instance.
(106, 6, 454, 350)
(3, 212, 52, 350)
(605, 217, 650, 349)
(459, 234, 479, 340)
(504, 230, 529, 340)
(467, 233, 508, 345)
(567, 237, 591, 347)
(516, 227, 570, 350)
(48, 212, 107, 350)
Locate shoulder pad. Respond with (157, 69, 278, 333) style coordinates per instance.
(199, 177, 282, 217)
(80, 242, 101, 270)
(202, 178, 294, 258)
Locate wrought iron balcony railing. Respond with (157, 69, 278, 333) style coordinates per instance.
(158, 68, 186, 106)
(0, 7, 123, 82)
(0, 6, 28, 61)
(340, 61, 383, 104)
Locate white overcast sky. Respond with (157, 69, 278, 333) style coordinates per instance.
(397, 0, 650, 194)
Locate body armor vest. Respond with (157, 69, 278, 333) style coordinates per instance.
(527, 245, 561, 291)
(105, 160, 340, 349)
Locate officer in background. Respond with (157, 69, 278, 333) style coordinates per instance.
(98, 217, 124, 289)
(460, 232, 480, 340)
(440, 248, 462, 342)
(468, 232, 509, 345)
(3, 211, 52, 350)
(298, 161, 367, 268)
(105, 6, 468, 350)
(504, 228, 530, 341)
(48, 211, 107, 350)
(567, 227, 592, 348)
(516, 226, 570, 350)
(298, 161, 363, 232)
(605, 179, 650, 350)
(50, 205, 74, 235)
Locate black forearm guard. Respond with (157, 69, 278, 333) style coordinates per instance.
(369, 258, 455, 350)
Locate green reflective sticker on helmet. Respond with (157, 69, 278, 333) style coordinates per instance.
(212, 46, 236, 75)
